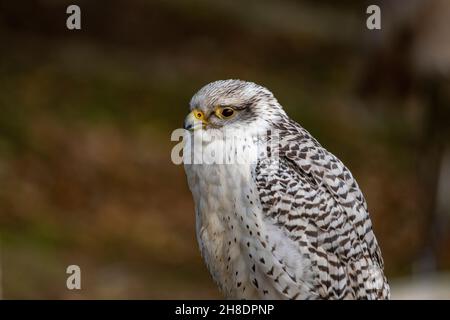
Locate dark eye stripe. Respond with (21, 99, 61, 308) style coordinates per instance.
(233, 102, 253, 110)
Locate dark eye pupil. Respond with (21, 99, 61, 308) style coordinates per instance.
(221, 108, 234, 117)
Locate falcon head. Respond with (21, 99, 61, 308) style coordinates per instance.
(184, 79, 286, 132)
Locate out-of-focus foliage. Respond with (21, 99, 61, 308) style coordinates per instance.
(0, 0, 448, 298)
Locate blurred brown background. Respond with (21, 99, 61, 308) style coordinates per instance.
(0, 0, 449, 299)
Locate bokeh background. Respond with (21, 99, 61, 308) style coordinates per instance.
(0, 0, 449, 299)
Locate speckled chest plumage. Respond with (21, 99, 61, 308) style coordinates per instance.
(183, 79, 390, 300)
(184, 129, 314, 299)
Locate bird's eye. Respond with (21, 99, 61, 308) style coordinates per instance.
(218, 107, 235, 119)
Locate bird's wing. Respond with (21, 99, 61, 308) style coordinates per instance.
(253, 118, 389, 299)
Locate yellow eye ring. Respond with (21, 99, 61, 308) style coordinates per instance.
(216, 107, 235, 119)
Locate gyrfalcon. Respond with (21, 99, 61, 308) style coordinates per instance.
(183, 79, 390, 299)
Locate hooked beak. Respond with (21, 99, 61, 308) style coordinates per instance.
(184, 109, 208, 131)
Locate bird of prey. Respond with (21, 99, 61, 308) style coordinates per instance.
(183, 79, 390, 299)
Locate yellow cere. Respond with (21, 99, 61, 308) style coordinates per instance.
(193, 109, 204, 120)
